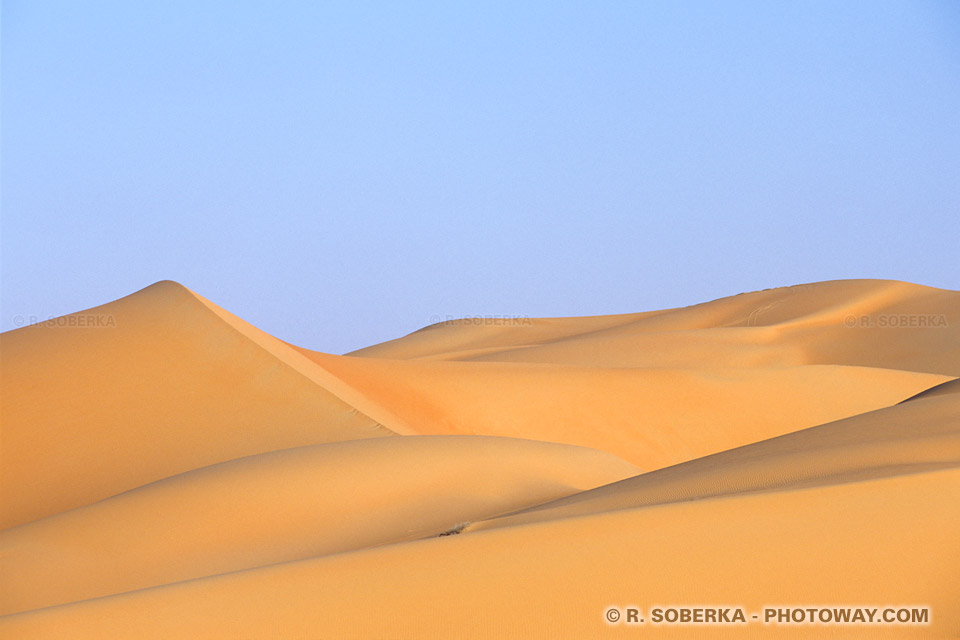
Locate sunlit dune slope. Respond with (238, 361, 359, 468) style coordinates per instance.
(348, 280, 959, 375)
(292, 349, 949, 469)
(0, 282, 392, 529)
(2, 467, 955, 639)
(0, 435, 638, 615)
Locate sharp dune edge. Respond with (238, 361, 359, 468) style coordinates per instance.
(1, 279, 957, 638)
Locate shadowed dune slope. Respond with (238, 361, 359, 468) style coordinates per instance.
(900, 377, 960, 402)
(0, 282, 392, 529)
(467, 379, 960, 532)
(0, 435, 639, 615)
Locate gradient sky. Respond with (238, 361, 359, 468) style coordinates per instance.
(3, 1, 959, 353)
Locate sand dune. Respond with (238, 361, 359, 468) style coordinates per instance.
(0, 435, 638, 615)
(350, 280, 959, 375)
(3, 468, 956, 638)
(1, 278, 956, 638)
(292, 350, 948, 468)
(467, 374, 960, 532)
(0, 282, 395, 529)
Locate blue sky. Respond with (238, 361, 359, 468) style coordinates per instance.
(3, 1, 959, 353)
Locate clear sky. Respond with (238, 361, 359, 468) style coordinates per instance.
(3, 1, 959, 353)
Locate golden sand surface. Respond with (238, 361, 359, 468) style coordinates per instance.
(1, 279, 957, 637)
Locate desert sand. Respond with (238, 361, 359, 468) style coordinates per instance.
(1, 279, 957, 637)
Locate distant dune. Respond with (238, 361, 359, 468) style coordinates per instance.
(1, 279, 957, 638)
